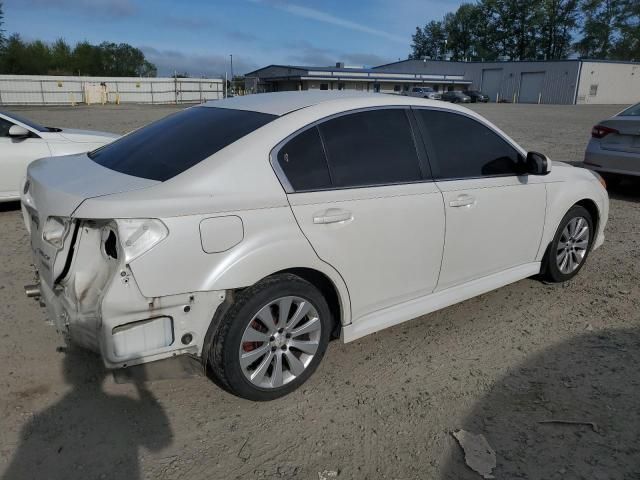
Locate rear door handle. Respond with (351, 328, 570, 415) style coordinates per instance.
(449, 194, 476, 208)
(313, 208, 353, 224)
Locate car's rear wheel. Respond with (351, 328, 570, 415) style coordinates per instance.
(207, 273, 331, 401)
(543, 205, 593, 283)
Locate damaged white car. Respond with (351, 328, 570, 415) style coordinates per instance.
(22, 92, 608, 400)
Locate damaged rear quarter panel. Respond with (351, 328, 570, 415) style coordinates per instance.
(60, 220, 226, 367)
(127, 207, 352, 324)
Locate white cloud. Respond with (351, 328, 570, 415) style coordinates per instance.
(250, 0, 406, 44)
(141, 46, 258, 77)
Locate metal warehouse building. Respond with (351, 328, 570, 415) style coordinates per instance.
(247, 59, 640, 105)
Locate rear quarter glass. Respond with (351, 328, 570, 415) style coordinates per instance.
(89, 107, 277, 181)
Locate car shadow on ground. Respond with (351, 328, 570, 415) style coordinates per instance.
(2, 350, 173, 480)
(0, 201, 21, 213)
(440, 327, 640, 479)
(607, 176, 640, 204)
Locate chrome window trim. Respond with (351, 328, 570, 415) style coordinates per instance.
(269, 105, 431, 195)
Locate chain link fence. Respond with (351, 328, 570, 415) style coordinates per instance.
(0, 75, 224, 105)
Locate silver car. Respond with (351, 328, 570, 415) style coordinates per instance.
(584, 103, 640, 183)
(407, 87, 442, 100)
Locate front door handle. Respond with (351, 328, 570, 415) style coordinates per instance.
(449, 194, 476, 208)
(313, 208, 353, 224)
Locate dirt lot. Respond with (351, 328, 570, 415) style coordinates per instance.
(0, 102, 639, 480)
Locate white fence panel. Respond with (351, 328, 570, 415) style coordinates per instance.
(0, 75, 224, 105)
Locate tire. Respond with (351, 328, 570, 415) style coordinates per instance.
(207, 273, 332, 401)
(542, 205, 594, 283)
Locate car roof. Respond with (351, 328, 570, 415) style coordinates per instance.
(202, 91, 395, 116)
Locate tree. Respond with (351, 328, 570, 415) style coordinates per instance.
(49, 38, 72, 74)
(485, 0, 543, 60)
(0, 35, 157, 76)
(611, 0, 639, 60)
(409, 27, 427, 59)
(138, 60, 157, 77)
(71, 41, 103, 76)
(0, 2, 5, 49)
(409, 20, 447, 60)
(539, 0, 580, 59)
(580, 0, 640, 61)
(444, 4, 484, 60)
(409, 0, 588, 61)
(1, 34, 27, 73)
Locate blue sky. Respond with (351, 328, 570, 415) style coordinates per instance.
(3, 0, 460, 77)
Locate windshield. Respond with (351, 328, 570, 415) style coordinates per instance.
(89, 106, 277, 181)
(619, 103, 640, 116)
(0, 110, 48, 132)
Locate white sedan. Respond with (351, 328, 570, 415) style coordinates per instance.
(21, 92, 608, 400)
(0, 110, 119, 202)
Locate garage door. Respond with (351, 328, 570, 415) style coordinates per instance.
(519, 72, 545, 103)
(481, 69, 502, 102)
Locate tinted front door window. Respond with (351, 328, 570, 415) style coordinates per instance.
(318, 109, 422, 188)
(416, 109, 523, 179)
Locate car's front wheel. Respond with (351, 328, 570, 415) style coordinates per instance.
(207, 274, 331, 401)
(543, 205, 594, 282)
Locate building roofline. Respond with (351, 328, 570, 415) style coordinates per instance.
(245, 64, 375, 76)
(373, 58, 583, 69)
(578, 58, 640, 65)
(374, 57, 640, 69)
(258, 75, 471, 84)
(247, 57, 640, 77)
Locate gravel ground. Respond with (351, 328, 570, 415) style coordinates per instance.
(0, 102, 639, 480)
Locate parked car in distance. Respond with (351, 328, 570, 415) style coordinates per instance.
(22, 92, 609, 401)
(441, 91, 472, 103)
(0, 110, 119, 202)
(584, 102, 640, 185)
(407, 86, 442, 100)
(463, 90, 490, 103)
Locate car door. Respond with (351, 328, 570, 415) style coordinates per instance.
(0, 117, 51, 200)
(273, 108, 445, 322)
(413, 107, 546, 291)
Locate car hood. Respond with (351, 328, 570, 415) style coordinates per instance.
(57, 128, 120, 143)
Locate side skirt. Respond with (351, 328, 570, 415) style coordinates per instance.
(341, 262, 541, 343)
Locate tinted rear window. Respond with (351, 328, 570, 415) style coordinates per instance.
(89, 107, 277, 181)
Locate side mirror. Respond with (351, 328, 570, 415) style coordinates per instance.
(9, 125, 30, 138)
(526, 151, 550, 175)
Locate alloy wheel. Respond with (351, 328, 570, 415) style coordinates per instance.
(556, 216, 590, 274)
(239, 296, 321, 389)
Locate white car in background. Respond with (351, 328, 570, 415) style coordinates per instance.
(0, 110, 119, 202)
(21, 92, 608, 401)
(406, 86, 442, 100)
